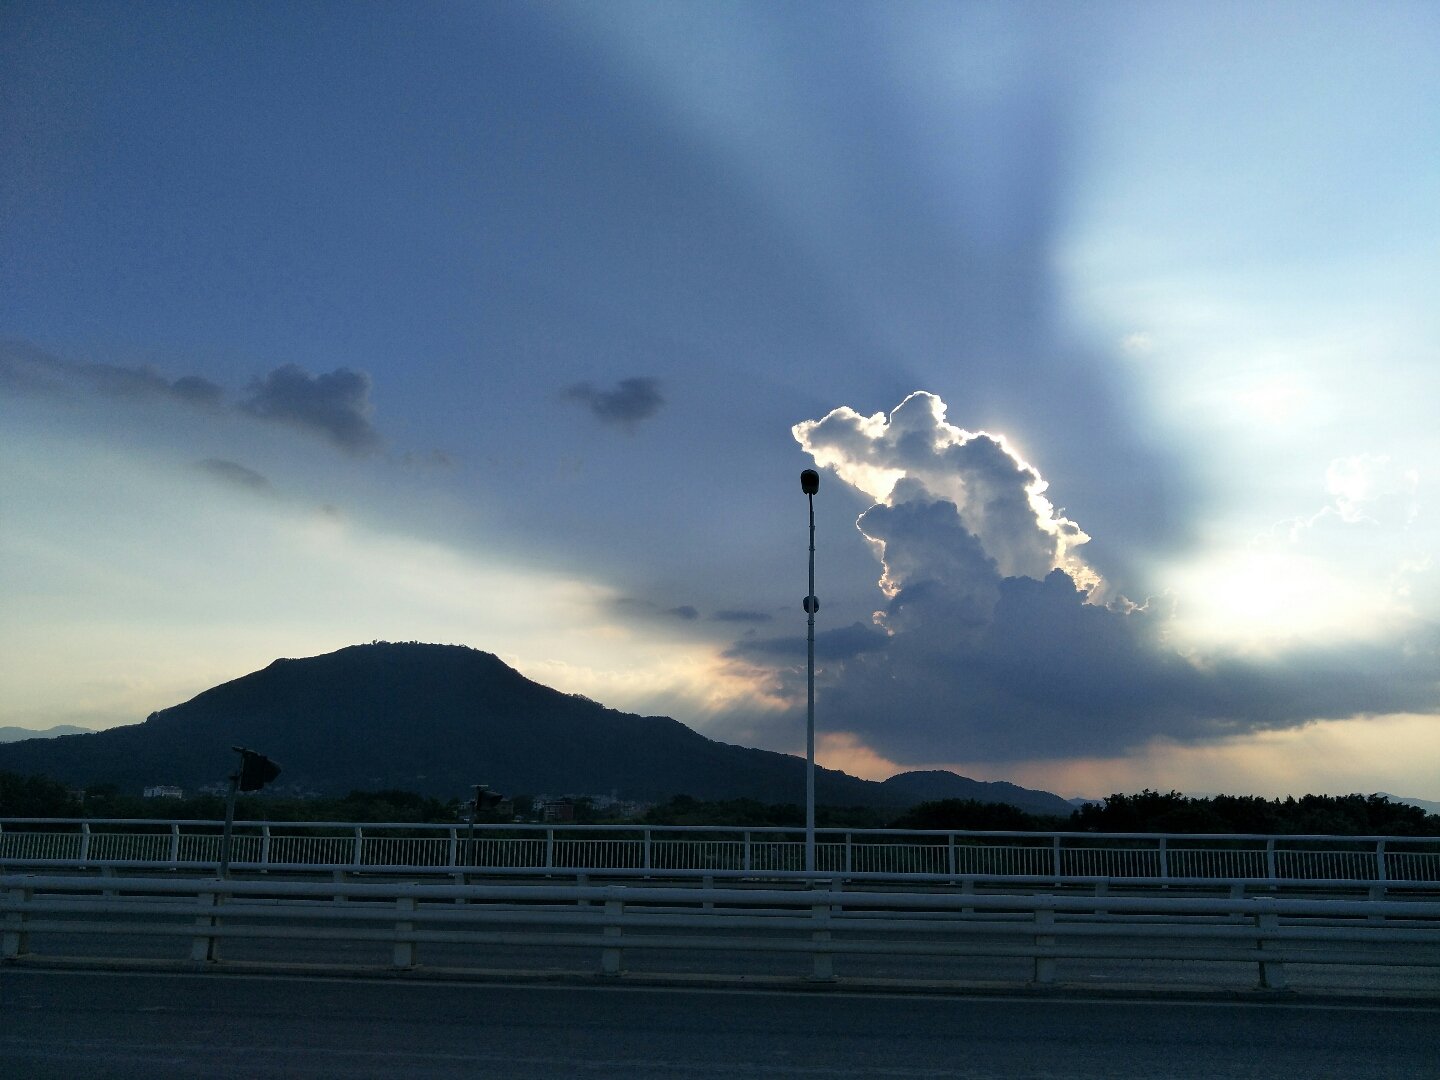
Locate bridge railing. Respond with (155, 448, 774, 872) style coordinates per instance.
(2, 819, 1438, 886)
(5, 871, 1439, 990)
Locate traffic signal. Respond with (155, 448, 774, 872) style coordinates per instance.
(233, 746, 281, 792)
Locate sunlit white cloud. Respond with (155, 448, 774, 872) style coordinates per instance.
(794, 391, 1096, 587)
(748, 392, 1440, 768)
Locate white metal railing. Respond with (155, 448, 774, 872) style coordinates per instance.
(4, 872, 1439, 991)
(2, 819, 1438, 887)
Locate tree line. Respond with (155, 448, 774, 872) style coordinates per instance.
(0, 773, 459, 824)
(2, 771, 1437, 835)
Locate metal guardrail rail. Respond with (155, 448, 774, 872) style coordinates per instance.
(3, 818, 1439, 886)
(5, 872, 1439, 991)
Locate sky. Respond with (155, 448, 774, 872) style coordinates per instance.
(4, 1, 1439, 800)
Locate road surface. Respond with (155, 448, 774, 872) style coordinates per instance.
(3, 968, 1438, 1079)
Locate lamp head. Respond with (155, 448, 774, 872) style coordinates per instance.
(800, 469, 820, 495)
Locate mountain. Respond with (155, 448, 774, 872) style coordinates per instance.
(1377, 793, 1440, 816)
(0, 725, 95, 743)
(877, 771, 1074, 817)
(0, 642, 1073, 815)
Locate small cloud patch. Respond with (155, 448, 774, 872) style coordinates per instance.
(563, 376, 664, 430)
(195, 458, 271, 492)
(240, 365, 381, 455)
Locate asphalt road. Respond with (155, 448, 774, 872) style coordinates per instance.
(3, 969, 1438, 1080)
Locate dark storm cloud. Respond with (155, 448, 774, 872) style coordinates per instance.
(770, 392, 1440, 764)
(0, 340, 223, 409)
(194, 458, 271, 492)
(239, 364, 381, 455)
(562, 376, 664, 429)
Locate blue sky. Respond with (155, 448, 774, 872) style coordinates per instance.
(4, 1, 1438, 799)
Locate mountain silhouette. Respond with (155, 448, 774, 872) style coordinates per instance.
(0, 643, 1074, 815)
(0, 724, 94, 743)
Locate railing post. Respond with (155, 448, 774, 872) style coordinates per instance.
(351, 826, 364, 867)
(643, 828, 652, 872)
(1158, 837, 1169, 879)
(601, 898, 623, 976)
(545, 828, 555, 871)
(844, 833, 853, 876)
(1265, 837, 1277, 882)
(169, 824, 181, 866)
(80, 822, 91, 864)
(743, 831, 752, 873)
(260, 825, 272, 869)
(447, 827, 458, 868)
(393, 896, 417, 968)
(190, 890, 219, 963)
(1052, 835, 1062, 880)
(1367, 883, 1387, 921)
(3, 885, 32, 958)
(1255, 903, 1286, 989)
(1376, 839, 1388, 883)
(947, 833, 957, 879)
(809, 881, 835, 982)
(1032, 906, 1056, 985)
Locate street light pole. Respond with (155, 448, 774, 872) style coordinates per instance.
(801, 468, 820, 874)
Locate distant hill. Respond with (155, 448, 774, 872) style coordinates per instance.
(0, 642, 1073, 815)
(0, 725, 95, 743)
(1378, 793, 1440, 816)
(876, 771, 1074, 817)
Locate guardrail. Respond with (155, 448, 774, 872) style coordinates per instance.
(4, 819, 1439, 886)
(5, 872, 1439, 991)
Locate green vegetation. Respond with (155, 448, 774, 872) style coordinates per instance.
(0, 772, 461, 823)
(2, 770, 1437, 835)
(643, 790, 1440, 834)
(0, 771, 83, 817)
(888, 798, 1065, 832)
(1070, 790, 1440, 836)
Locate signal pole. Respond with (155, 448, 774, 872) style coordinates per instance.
(219, 746, 280, 878)
(801, 468, 820, 874)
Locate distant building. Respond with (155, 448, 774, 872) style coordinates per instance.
(538, 798, 575, 823)
(142, 785, 184, 799)
(527, 794, 649, 823)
